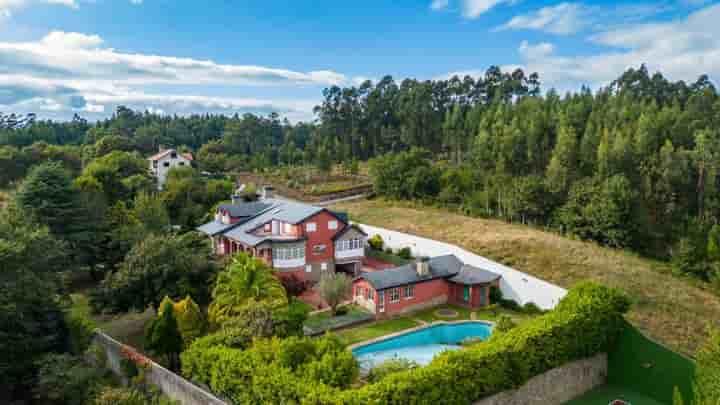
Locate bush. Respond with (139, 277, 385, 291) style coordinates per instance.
(366, 359, 418, 383)
(368, 234, 384, 251)
(489, 286, 503, 304)
(397, 247, 413, 260)
(522, 302, 542, 315)
(182, 282, 629, 404)
(33, 354, 111, 405)
(493, 315, 516, 333)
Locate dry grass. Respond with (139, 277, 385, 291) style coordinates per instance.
(331, 198, 720, 357)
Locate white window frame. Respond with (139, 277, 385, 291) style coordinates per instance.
(390, 288, 400, 303)
(321, 262, 328, 271)
(403, 285, 414, 299)
(328, 220, 338, 230)
(305, 264, 312, 273)
(306, 222, 317, 232)
(377, 291, 385, 312)
(366, 287, 373, 300)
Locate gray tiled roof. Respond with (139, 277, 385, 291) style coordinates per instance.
(197, 198, 326, 246)
(218, 201, 272, 218)
(358, 255, 500, 290)
(448, 264, 501, 285)
(359, 255, 463, 290)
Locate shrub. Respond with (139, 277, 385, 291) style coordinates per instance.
(398, 247, 413, 260)
(522, 302, 542, 315)
(366, 359, 418, 383)
(489, 286, 503, 304)
(318, 272, 352, 315)
(493, 315, 516, 333)
(33, 354, 111, 405)
(368, 234, 384, 251)
(91, 387, 146, 405)
(280, 274, 312, 300)
(180, 282, 629, 404)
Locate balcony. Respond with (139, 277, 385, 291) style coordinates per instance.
(335, 247, 365, 260)
(273, 257, 306, 269)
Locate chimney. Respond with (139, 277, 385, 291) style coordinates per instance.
(262, 185, 275, 200)
(415, 257, 429, 277)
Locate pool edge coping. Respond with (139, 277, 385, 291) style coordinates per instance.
(347, 319, 495, 351)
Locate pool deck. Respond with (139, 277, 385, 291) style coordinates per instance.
(347, 319, 495, 350)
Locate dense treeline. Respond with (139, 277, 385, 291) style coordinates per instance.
(2, 65, 720, 281)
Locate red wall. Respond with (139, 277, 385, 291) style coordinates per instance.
(299, 210, 343, 264)
(373, 278, 450, 317)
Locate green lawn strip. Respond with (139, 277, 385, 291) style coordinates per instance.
(336, 317, 420, 346)
(564, 384, 667, 405)
(413, 304, 473, 323)
(304, 305, 373, 332)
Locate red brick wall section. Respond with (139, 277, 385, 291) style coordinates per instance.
(299, 210, 344, 265)
(381, 278, 449, 316)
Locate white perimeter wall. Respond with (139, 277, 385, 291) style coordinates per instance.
(358, 223, 567, 310)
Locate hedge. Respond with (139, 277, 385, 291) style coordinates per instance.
(182, 282, 630, 405)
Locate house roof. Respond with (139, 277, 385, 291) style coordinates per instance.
(197, 198, 333, 247)
(358, 255, 463, 290)
(332, 223, 367, 241)
(448, 264, 501, 285)
(147, 148, 194, 162)
(356, 254, 500, 290)
(218, 201, 272, 218)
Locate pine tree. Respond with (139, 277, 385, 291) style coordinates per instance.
(145, 301, 183, 371)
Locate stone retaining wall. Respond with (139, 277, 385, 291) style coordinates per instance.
(473, 353, 608, 405)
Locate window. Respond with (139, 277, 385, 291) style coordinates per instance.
(328, 220, 338, 230)
(321, 262, 328, 271)
(305, 265, 312, 273)
(171, 152, 177, 158)
(179, 162, 185, 166)
(313, 244, 326, 254)
(273, 246, 305, 261)
(283, 223, 293, 234)
(163, 162, 170, 167)
(377, 291, 385, 312)
(356, 286, 363, 298)
(152, 161, 158, 168)
(390, 288, 400, 303)
(403, 285, 414, 299)
(336, 238, 364, 252)
(366, 287, 373, 300)
(306, 222, 316, 232)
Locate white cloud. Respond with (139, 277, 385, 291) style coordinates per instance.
(461, 0, 511, 18)
(499, 3, 587, 34)
(0, 31, 350, 121)
(497, 2, 672, 35)
(0, 31, 347, 87)
(0, 0, 76, 18)
(430, 0, 449, 10)
(503, 4, 720, 91)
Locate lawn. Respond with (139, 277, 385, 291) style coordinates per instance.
(412, 304, 533, 325)
(564, 385, 666, 405)
(366, 248, 412, 266)
(331, 198, 720, 356)
(335, 317, 420, 346)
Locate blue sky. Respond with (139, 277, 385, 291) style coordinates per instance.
(0, 0, 717, 121)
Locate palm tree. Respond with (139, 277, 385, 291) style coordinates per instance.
(208, 253, 287, 325)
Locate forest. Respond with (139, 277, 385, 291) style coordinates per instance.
(3, 65, 720, 283)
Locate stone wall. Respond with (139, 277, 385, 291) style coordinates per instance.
(93, 332, 227, 405)
(473, 353, 608, 405)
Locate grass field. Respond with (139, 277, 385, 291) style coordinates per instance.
(335, 317, 420, 346)
(331, 198, 720, 356)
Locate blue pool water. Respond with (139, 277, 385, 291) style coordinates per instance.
(352, 322, 492, 371)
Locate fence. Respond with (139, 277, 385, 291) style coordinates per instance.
(357, 223, 567, 310)
(93, 331, 228, 405)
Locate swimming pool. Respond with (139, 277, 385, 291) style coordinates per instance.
(352, 321, 493, 371)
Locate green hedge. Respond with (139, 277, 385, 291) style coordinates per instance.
(182, 282, 630, 405)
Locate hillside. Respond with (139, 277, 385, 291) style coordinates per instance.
(331, 198, 720, 357)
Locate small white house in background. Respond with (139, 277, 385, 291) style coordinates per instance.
(147, 147, 193, 189)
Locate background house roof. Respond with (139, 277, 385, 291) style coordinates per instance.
(218, 201, 272, 218)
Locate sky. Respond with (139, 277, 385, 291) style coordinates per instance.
(0, 0, 718, 122)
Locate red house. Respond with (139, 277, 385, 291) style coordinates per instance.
(352, 255, 500, 318)
(197, 187, 366, 282)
